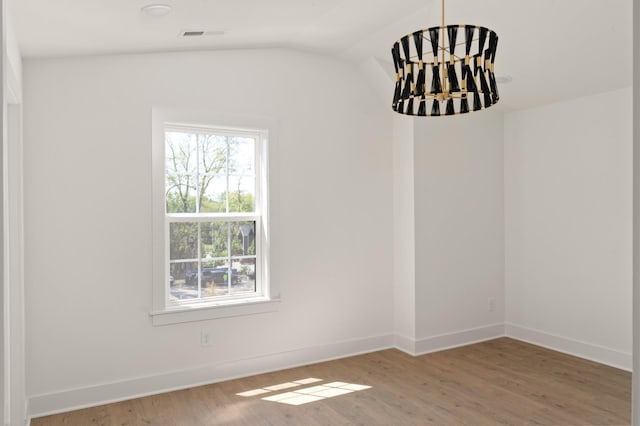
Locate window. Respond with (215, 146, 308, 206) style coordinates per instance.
(151, 110, 278, 325)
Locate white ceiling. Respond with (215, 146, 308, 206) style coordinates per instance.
(9, 0, 633, 111)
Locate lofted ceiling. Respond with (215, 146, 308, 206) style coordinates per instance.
(9, 0, 632, 112)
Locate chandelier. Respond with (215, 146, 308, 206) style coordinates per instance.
(391, 0, 499, 116)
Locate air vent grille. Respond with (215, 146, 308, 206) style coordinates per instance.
(179, 30, 225, 38)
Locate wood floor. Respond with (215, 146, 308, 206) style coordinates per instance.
(31, 338, 631, 425)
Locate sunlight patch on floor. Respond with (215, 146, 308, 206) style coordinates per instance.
(237, 378, 371, 406)
(236, 378, 322, 397)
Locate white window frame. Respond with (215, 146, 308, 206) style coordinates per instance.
(150, 109, 280, 326)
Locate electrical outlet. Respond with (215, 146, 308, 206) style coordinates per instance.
(488, 297, 496, 312)
(200, 330, 212, 347)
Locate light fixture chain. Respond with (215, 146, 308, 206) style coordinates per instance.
(441, 0, 447, 96)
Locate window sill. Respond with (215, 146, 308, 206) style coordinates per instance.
(150, 297, 281, 326)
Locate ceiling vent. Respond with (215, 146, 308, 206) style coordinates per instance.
(179, 30, 225, 38)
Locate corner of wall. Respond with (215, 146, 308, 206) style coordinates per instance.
(392, 115, 416, 341)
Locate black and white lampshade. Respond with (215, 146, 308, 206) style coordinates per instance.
(391, 25, 499, 116)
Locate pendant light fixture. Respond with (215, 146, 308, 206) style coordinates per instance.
(391, 0, 499, 116)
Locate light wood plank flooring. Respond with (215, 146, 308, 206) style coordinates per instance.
(31, 338, 631, 425)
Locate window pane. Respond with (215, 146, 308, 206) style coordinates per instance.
(166, 131, 198, 213)
(231, 221, 256, 256)
(169, 223, 198, 261)
(200, 222, 228, 261)
(199, 134, 227, 174)
(166, 175, 197, 213)
(228, 176, 255, 213)
(170, 261, 198, 301)
(203, 267, 230, 297)
(232, 258, 256, 296)
(199, 176, 227, 213)
(228, 137, 255, 176)
(166, 131, 197, 175)
(198, 134, 227, 213)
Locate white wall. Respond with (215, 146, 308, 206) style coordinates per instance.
(633, 0, 640, 419)
(5, 13, 21, 102)
(23, 49, 394, 415)
(413, 112, 505, 352)
(504, 88, 633, 369)
(392, 115, 416, 353)
(5, 8, 26, 425)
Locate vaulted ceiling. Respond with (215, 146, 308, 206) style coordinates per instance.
(9, 0, 632, 111)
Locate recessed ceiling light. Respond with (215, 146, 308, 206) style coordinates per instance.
(141, 4, 172, 17)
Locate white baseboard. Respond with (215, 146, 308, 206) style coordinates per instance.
(505, 323, 632, 371)
(394, 324, 505, 356)
(413, 323, 506, 355)
(393, 333, 416, 355)
(28, 333, 394, 419)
